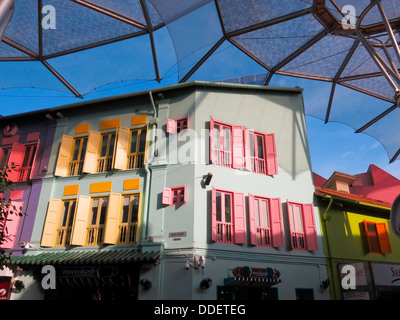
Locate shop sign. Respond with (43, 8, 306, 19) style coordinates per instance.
(0, 281, 11, 300)
(371, 263, 400, 287)
(59, 266, 119, 279)
(232, 266, 281, 279)
(338, 262, 367, 287)
(343, 291, 370, 300)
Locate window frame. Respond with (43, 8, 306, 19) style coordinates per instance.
(85, 196, 109, 246)
(162, 186, 187, 206)
(55, 198, 77, 247)
(287, 201, 318, 251)
(117, 192, 141, 245)
(210, 118, 233, 168)
(97, 131, 117, 173)
(249, 194, 284, 248)
(211, 187, 246, 245)
(127, 126, 147, 169)
(167, 115, 189, 134)
(68, 136, 88, 176)
(362, 220, 392, 254)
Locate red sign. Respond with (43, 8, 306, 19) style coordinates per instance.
(0, 281, 11, 300)
(232, 266, 281, 279)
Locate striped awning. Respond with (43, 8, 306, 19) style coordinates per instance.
(3, 249, 160, 266)
(224, 276, 281, 287)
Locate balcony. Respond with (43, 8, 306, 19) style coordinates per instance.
(118, 223, 138, 244)
(17, 166, 32, 182)
(214, 149, 232, 168)
(97, 156, 113, 173)
(68, 160, 84, 176)
(86, 226, 104, 246)
(55, 227, 72, 247)
(127, 152, 145, 169)
(216, 222, 233, 244)
(291, 231, 306, 250)
(256, 227, 272, 247)
(251, 157, 266, 175)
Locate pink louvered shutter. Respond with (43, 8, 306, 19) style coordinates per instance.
(167, 119, 177, 134)
(7, 143, 26, 182)
(211, 187, 217, 241)
(248, 193, 257, 245)
(302, 203, 318, 251)
(233, 192, 246, 244)
(269, 197, 284, 247)
(209, 117, 215, 164)
(162, 187, 172, 205)
(265, 133, 277, 175)
(232, 126, 244, 169)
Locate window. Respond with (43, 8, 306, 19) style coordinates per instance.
(97, 132, 116, 173)
(210, 117, 232, 168)
(211, 187, 246, 245)
(249, 194, 284, 247)
(41, 192, 142, 248)
(167, 116, 189, 134)
(86, 197, 108, 246)
(55, 126, 148, 176)
(362, 220, 392, 254)
(287, 201, 318, 251)
(210, 117, 278, 175)
(68, 137, 87, 176)
(162, 186, 187, 206)
(0, 142, 40, 182)
(127, 127, 147, 169)
(55, 199, 76, 247)
(118, 194, 140, 244)
(0, 147, 11, 168)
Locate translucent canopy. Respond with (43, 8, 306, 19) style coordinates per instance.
(2, 0, 400, 161)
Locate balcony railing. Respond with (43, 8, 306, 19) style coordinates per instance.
(86, 226, 104, 246)
(251, 157, 266, 175)
(127, 152, 145, 169)
(97, 156, 113, 173)
(291, 231, 306, 250)
(118, 224, 138, 244)
(216, 222, 233, 244)
(68, 160, 84, 176)
(55, 227, 72, 247)
(256, 227, 272, 247)
(214, 149, 232, 168)
(17, 166, 32, 181)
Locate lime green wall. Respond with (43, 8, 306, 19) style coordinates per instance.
(319, 199, 400, 263)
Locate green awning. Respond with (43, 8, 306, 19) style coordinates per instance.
(3, 249, 160, 266)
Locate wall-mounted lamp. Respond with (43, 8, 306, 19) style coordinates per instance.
(13, 280, 25, 291)
(200, 278, 213, 290)
(45, 113, 53, 120)
(19, 242, 34, 250)
(185, 256, 205, 270)
(56, 112, 64, 118)
(202, 173, 213, 186)
(139, 279, 152, 290)
(320, 279, 330, 289)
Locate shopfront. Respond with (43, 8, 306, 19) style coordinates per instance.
(218, 266, 281, 300)
(370, 262, 400, 300)
(3, 248, 160, 300)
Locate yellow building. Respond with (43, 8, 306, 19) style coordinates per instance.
(315, 172, 400, 300)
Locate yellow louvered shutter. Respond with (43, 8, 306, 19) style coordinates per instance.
(70, 195, 90, 246)
(54, 135, 73, 177)
(82, 131, 101, 174)
(113, 127, 130, 170)
(103, 193, 122, 244)
(41, 199, 62, 247)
